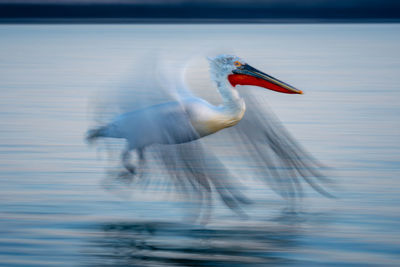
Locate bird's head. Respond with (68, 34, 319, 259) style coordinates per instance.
(208, 54, 303, 94)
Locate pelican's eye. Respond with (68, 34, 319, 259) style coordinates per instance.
(234, 61, 242, 67)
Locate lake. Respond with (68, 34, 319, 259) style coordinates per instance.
(0, 24, 399, 266)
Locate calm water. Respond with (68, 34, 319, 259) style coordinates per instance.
(0, 24, 400, 266)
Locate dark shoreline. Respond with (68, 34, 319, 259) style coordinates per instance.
(1, 2, 400, 24)
(1, 18, 400, 24)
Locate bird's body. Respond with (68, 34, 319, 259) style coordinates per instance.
(89, 56, 248, 148)
(88, 96, 243, 148)
(92, 101, 198, 147)
(87, 54, 331, 217)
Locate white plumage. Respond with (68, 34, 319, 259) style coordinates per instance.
(87, 54, 331, 217)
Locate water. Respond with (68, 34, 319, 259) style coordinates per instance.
(0, 24, 400, 266)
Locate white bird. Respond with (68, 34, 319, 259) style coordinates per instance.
(87, 54, 331, 215)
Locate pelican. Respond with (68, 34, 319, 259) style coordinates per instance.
(87, 54, 331, 215)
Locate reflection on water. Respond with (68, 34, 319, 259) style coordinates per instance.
(84, 212, 303, 267)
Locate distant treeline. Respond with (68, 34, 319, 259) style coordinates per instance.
(1, 1, 400, 22)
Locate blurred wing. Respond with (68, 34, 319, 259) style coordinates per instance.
(105, 132, 251, 220)
(91, 52, 194, 124)
(222, 88, 333, 199)
(156, 54, 195, 101)
(92, 53, 250, 217)
(153, 141, 252, 218)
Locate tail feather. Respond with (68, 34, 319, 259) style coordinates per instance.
(86, 126, 108, 143)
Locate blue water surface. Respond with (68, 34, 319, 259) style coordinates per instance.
(0, 24, 399, 266)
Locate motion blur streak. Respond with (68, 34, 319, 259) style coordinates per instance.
(87, 53, 331, 222)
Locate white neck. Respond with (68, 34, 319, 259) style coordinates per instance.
(184, 65, 247, 137)
(214, 74, 246, 125)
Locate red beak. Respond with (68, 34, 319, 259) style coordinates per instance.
(228, 64, 303, 94)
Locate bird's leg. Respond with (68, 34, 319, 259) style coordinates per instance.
(137, 148, 145, 162)
(136, 148, 146, 175)
(121, 149, 136, 175)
